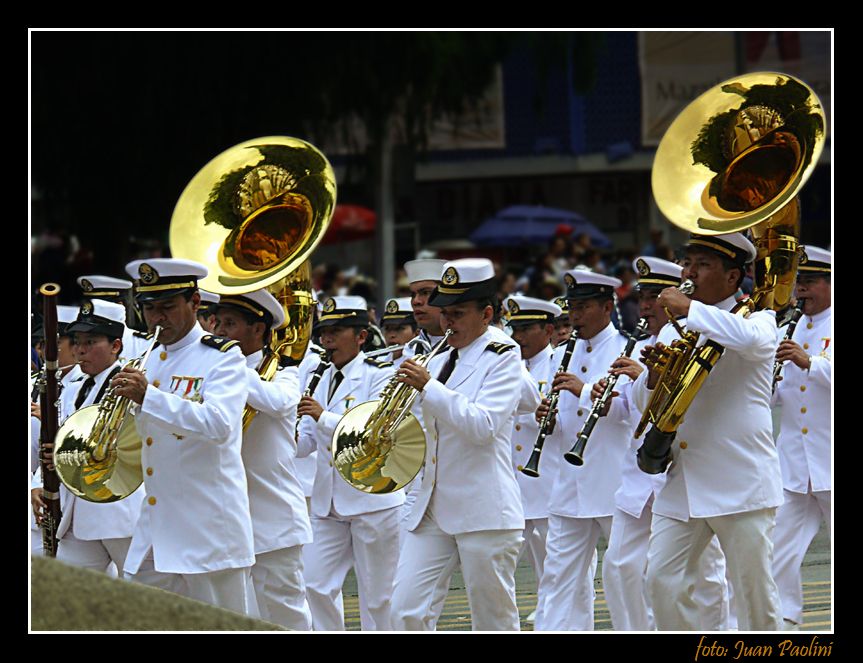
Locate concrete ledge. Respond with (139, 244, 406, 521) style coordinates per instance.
(30, 556, 285, 632)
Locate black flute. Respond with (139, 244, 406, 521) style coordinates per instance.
(564, 317, 650, 466)
(521, 329, 579, 478)
(771, 300, 805, 394)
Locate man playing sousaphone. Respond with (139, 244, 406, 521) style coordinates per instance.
(630, 232, 784, 630)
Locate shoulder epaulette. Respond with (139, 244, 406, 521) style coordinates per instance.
(485, 341, 516, 355)
(201, 334, 240, 352)
(365, 356, 394, 368)
(132, 330, 154, 340)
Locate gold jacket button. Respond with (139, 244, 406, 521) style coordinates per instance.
(152, 379, 161, 388)
(802, 428, 808, 434)
(146, 437, 153, 446)
(159, 351, 168, 360)
(807, 322, 813, 330)
(515, 424, 521, 431)
(803, 343, 810, 350)
(800, 385, 806, 392)
(679, 441, 688, 449)
(587, 347, 593, 353)
(801, 407, 807, 414)
(148, 496, 157, 506)
(516, 444, 523, 452)
(581, 366, 588, 373)
(146, 467, 153, 476)
(517, 465, 524, 472)
(577, 409, 584, 417)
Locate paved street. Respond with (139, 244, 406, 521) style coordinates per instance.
(343, 522, 831, 631)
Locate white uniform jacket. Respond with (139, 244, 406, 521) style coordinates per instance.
(613, 334, 668, 519)
(297, 351, 404, 518)
(55, 361, 145, 541)
(631, 296, 783, 521)
(243, 351, 313, 553)
(774, 306, 831, 494)
(296, 347, 327, 497)
(407, 328, 535, 535)
(124, 324, 255, 575)
(511, 345, 557, 519)
(545, 322, 634, 519)
(121, 328, 156, 365)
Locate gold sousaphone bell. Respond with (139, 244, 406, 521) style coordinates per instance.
(652, 71, 825, 312)
(170, 136, 337, 428)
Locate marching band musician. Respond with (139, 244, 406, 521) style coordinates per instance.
(212, 288, 314, 630)
(52, 300, 145, 573)
(400, 258, 446, 359)
(380, 297, 421, 367)
(533, 270, 633, 631)
(31, 306, 84, 554)
(196, 289, 221, 333)
(504, 295, 561, 626)
(296, 295, 403, 631)
(598, 257, 731, 631)
(391, 258, 538, 631)
(631, 232, 784, 631)
(77, 275, 151, 361)
(771, 245, 832, 630)
(551, 296, 573, 346)
(112, 258, 257, 616)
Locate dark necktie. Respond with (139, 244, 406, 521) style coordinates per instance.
(436, 349, 459, 385)
(74, 377, 96, 410)
(328, 370, 344, 404)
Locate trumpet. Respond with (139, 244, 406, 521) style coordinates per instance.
(53, 326, 162, 502)
(331, 330, 453, 494)
(771, 299, 805, 394)
(521, 329, 579, 478)
(565, 317, 650, 466)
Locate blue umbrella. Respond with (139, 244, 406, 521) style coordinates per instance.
(469, 205, 612, 248)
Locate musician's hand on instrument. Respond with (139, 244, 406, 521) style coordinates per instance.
(112, 365, 148, 405)
(776, 340, 812, 370)
(658, 287, 691, 317)
(30, 402, 41, 420)
(397, 359, 431, 391)
(40, 442, 55, 471)
(610, 356, 644, 381)
(590, 379, 617, 415)
(552, 372, 585, 397)
(298, 396, 324, 422)
(535, 398, 551, 423)
(31, 487, 45, 524)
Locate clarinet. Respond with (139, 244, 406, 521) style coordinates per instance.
(771, 300, 806, 394)
(521, 329, 579, 478)
(296, 352, 332, 437)
(564, 317, 650, 466)
(37, 283, 62, 557)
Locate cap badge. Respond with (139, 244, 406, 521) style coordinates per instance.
(81, 279, 93, 292)
(508, 299, 520, 314)
(81, 300, 94, 316)
(139, 263, 159, 285)
(636, 258, 651, 276)
(799, 248, 809, 265)
(386, 299, 399, 314)
(442, 266, 459, 286)
(323, 298, 336, 313)
(554, 296, 568, 310)
(564, 273, 576, 289)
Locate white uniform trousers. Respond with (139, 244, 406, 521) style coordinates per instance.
(57, 532, 131, 577)
(302, 506, 401, 631)
(391, 512, 523, 631)
(31, 529, 44, 557)
(772, 488, 831, 625)
(603, 506, 732, 631)
(518, 517, 548, 622)
(251, 545, 312, 630)
(647, 509, 782, 631)
(534, 514, 609, 631)
(128, 556, 257, 617)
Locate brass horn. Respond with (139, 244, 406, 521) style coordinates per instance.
(169, 136, 336, 428)
(636, 73, 826, 474)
